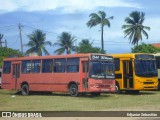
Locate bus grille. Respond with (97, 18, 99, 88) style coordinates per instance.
(143, 82, 154, 84)
(99, 85, 110, 88)
(144, 87, 154, 88)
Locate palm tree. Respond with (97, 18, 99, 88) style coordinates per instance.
(87, 11, 113, 51)
(54, 32, 76, 54)
(122, 11, 150, 46)
(79, 39, 91, 46)
(25, 29, 52, 56)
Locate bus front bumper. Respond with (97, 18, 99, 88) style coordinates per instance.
(89, 84, 116, 93)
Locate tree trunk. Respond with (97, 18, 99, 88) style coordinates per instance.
(101, 24, 104, 51)
(67, 48, 71, 54)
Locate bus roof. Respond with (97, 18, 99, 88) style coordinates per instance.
(3, 53, 112, 61)
(111, 53, 154, 58)
(153, 53, 160, 56)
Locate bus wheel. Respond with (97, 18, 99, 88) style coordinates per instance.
(69, 84, 78, 97)
(21, 84, 29, 95)
(115, 83, 121, 94)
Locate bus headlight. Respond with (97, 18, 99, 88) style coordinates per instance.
(110, 85, 115, 88)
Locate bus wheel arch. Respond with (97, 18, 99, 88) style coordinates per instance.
(68, 82, 79, 97)
(21, 82, 29, 95)
(115, 81, 121, 94)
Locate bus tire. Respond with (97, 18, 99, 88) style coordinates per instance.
(69, 84, 78, 97)
(115, 83, 121, 94)
(21, 84, 29, 95)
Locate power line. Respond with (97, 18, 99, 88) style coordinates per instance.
(23, 25, 59, 36)
(8, 35, 20, 47)
(0, 25, 17, 29)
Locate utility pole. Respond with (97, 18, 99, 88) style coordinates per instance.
(18, 23, 23, 53)
(0, 34, 3, 47)
(0, 40, 2, 47)
(0, 40, 5, 47)
(75, 39, 78, 53)
(5, 39, 7, 48)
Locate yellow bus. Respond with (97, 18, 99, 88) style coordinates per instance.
(154, 53, 160, 90)
(112, 53, 158, 94)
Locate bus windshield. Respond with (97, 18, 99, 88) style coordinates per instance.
(89, 61, 114, 79)
(135, 60, 157, 77)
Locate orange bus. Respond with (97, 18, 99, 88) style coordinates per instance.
(1, 53, 115, 96)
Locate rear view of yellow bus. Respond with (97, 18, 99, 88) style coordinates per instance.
(112, 53, 158, 94)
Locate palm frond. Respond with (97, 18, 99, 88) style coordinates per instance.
(143, 26, 150, 30)
(125, 17, 135, 25)
(122, 25, 133, 29)
(142, 29, 149, 39)
(41, 46, 50, 55)
(87, 13, 101, 28)
(25, 47, 36, 54)
(44, 41, 52, 46)
(54, 47, 65, 55)
(108, 16, 114, 20)
(140, 12, 145, 24)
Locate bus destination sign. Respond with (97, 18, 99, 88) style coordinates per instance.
(91, 55, 113, 61)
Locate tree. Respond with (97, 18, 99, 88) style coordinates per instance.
(0, 47, 23, 67)
(131, 43, 160, 53)
(87, 11, 113, 51)
(122, 11, 150, 46)
(54, 32, 76, 54)
(25, 29, 52, 56)
(78, 39, 105, 53)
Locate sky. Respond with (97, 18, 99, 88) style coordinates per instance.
(0, 0, 160, 55)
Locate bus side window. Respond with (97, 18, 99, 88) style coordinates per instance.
(155, 57, 160, 69)
(67, 58, 79, 72)
(22, 60, 31, 74)
(42, 59, 53, 73)
(3, 61, 11, 74)
(114, 58, 120, 71)
(54, 59, 66, 73)
(32, 60, 41, 73)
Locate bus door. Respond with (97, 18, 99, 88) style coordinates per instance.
(82, 61, 89, 92)
(12, 63, 20, 90)
(123, 60, 133, 89)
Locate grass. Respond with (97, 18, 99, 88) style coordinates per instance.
(0, 89, 160, 111)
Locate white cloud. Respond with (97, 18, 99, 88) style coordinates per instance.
(144, 17, 160, 43)
(0, 0, 142, 13)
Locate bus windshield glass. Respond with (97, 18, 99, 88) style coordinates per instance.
(89, 61, 114, 79)
(135, 60, 157, 77)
